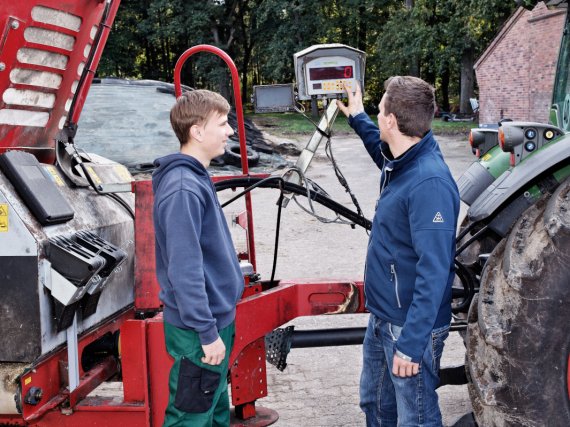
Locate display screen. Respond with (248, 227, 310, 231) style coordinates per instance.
(309, 65, 353, 81)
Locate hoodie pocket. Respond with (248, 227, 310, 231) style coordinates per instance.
(390, 263, 402, 309)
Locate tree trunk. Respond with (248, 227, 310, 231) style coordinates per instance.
(460, 48, 475, 114)
(441, 63, 450, 112)
(357, 2, 367, 52)
(404, 0, 419, 76)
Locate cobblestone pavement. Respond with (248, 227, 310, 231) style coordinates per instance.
(222, 131, 475, 426)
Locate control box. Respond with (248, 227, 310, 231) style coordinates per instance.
(294, 44, 366, 101)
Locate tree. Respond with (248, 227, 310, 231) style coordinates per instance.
(98, 0, 522, 113)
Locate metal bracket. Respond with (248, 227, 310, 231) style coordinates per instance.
(265, 326, 294, 371)
(281, 100, 339, 207)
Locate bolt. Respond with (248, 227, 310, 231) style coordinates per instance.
(24, 387, 43, 405)
(0, 63, 5, 72)
(11, 21, 19, 30)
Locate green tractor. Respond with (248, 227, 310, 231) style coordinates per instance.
(455, 3, 570, 425)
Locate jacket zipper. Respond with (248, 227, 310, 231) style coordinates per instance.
(390, 263, 402, 308)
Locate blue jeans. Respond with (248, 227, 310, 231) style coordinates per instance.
(360, 314, 449, 427)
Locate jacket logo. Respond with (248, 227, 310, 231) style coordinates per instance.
(433, 212, 444, 223)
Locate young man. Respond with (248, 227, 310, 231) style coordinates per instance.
(152, 90, 244, 427)
(337, 77, 460, 426)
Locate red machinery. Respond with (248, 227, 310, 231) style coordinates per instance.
(0, 1, 367, 425)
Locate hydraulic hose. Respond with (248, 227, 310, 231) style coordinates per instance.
(214, 177, 372, 231)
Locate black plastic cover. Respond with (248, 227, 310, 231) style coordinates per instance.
(0, 151, 74, 225)
(75, 230, 127, 277)
(48, 236, 105, 285)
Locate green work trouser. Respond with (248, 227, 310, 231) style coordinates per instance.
(163, 321, 235, 427)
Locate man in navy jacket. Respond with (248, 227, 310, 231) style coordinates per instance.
(338, 77, 460, 427)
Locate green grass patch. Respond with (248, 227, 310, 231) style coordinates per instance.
(248, 112, 477, 137)
(431, 119, 477, 135)
(246, 112, 354, 136)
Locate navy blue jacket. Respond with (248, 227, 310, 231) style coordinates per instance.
(152, 153, 243, 345)
(349, 113, 459, 362)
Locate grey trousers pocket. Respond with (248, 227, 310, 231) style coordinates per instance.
(174, 357, 221, 413)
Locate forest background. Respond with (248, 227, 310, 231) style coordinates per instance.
(98, 0, 542, 114)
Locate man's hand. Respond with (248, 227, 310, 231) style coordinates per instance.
(392, 354, 419, 378)
(201, 337, 226, 365)
(336, 82, 365, 118)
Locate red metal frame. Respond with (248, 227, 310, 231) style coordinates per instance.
(173, 45, 259, 270)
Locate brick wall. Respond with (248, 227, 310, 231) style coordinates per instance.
(474, 2, 566, 124)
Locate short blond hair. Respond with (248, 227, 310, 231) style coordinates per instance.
(170, 89, 230, 146)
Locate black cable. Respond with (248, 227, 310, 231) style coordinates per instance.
(66, 0, 113, 128)
(106, 192, 135, 219)
(452, 259, 477, 314)
(294, 106, 332, 139)
(455, 225, 489, 257)
(214, 177, 372, 231)
(221, 176, 283, 208)
(455, 220, 478, 243)
(325, 137, 365, 222)
(271, 181, 285, 284)
(76, 161, 135, 219)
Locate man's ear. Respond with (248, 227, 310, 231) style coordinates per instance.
(386, 113, 397, 130)
(190, 124, 203, 142)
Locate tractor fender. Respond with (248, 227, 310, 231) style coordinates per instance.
(468, 134, 570, 222)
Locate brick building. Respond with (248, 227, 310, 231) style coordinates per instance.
(474, 1, 566, 124)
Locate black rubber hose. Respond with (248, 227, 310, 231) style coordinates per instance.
(214, 177, 372, 231)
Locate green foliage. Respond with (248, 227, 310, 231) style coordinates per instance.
(98, 0, 527, 111)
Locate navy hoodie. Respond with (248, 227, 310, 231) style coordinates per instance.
(349, 113, 460, 363)
(152, 153, 243, 345)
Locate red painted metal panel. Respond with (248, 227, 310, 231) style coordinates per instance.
(133, 180, 161, 311)
(0, 0, 120, 163)
(34, 409, 147, 426)
(120, 320, 148, 403)
(146, 315, 171, 427)
(230, 338, 268, 408)
(231, 280, 365, 363)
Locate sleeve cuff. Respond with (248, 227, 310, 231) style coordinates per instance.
(395, 349, 413, 362)
(348, 111, 366, 121)
(198, 325, 219, 345)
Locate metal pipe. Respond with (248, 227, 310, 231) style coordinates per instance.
(173, 45, 257, 271)
(290, 328, 365, 348)
(290, 323, 466, 348)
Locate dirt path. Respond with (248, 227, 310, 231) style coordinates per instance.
(218, 130, 475, 426)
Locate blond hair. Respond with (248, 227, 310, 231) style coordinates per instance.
(170, 89, 230, 146)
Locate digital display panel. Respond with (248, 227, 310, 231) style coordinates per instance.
(309, 65, 353, 81)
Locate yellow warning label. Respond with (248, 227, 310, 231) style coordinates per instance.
(0, 203, 7, 232)
(114, 165, 133, 183)
(86, 166, 102, 185)
(44, 165, 65, 187)
(482, 153, 492, 162)
(24, 376, 32, 386)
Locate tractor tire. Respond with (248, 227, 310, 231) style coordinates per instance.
(223, 141, 260, 167)
(466, 177, 570, 426)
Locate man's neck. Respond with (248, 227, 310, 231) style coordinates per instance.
(387, 134, 421, 159)
(180, 143, 209, 168)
